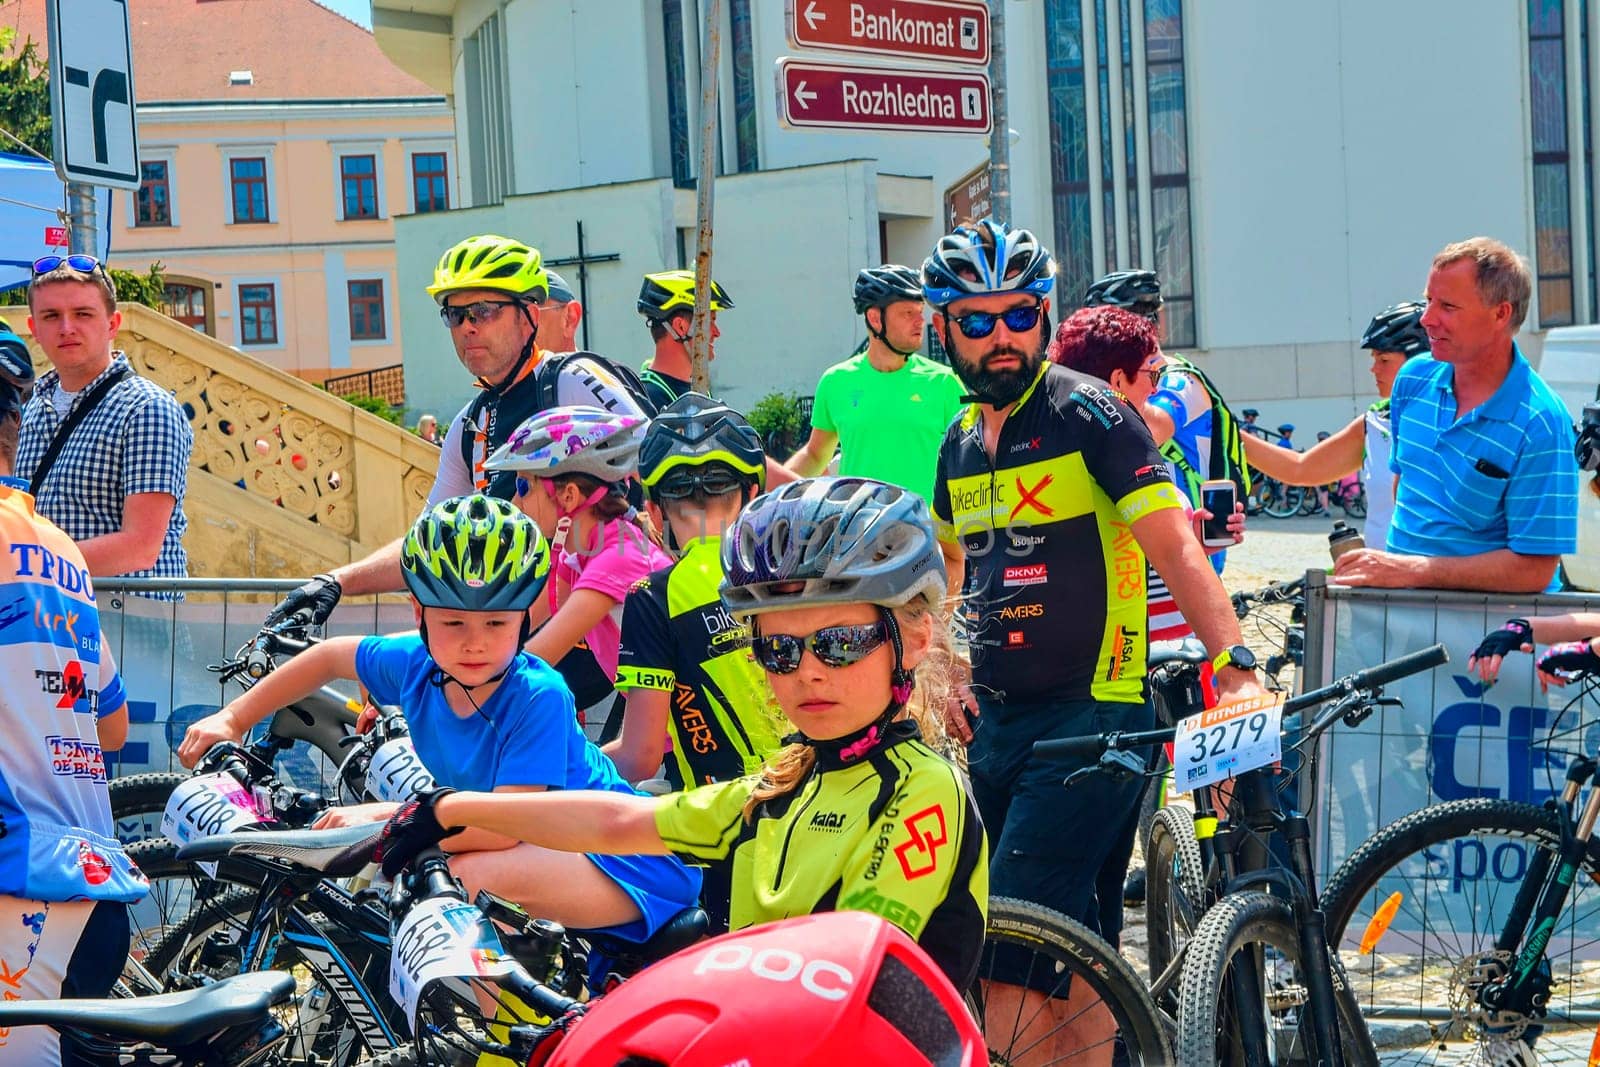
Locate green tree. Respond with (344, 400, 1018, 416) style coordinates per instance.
(0, 28, 51, 158)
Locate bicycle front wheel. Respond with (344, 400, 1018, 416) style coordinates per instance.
(974, 896, 1172, 1066)
(1322, 798, 1600, 1064)
(1262, 482, 1305, 519)
(1177, 891, 1375, 1067)
(109, 771, 186, 845)
(1145, 805, 1207, 1015)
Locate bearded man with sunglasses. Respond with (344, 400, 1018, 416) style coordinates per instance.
(19, 256, 192, 581)
(926, 221, 1263, 967)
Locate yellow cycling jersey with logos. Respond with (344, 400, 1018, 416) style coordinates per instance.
(932, 363, 1183, 704)
(614, 537, 786, 788)
(653, 721, 988, 989)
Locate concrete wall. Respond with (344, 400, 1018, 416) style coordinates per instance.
(397, 160, 882, 419)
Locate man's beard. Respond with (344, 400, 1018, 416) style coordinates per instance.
(950, 335, 1046, 407)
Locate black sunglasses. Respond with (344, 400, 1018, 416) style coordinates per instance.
(652, 468, 750, 501)
(951, 304, 1043, 339)
(751, 622, 889, 674)
(439, 299, 521, 328)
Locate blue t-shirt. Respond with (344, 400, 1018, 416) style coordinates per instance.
(1149, 367, 1226, 575)
(355, 634, 638, 797)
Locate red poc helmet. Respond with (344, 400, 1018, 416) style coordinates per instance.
(544, 911, 984, 1067)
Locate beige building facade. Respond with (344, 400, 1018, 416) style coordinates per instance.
(5, 0, 454, 387)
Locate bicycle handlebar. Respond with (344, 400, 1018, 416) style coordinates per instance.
(1031, 643, 1450, 760)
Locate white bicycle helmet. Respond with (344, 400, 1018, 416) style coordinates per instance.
(483, 406, 647, 483)
(921, 219, 1055, 308)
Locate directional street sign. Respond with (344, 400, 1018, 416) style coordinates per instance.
(787, 0, 990, 66)
(777, 58, 991, 135)
(47, 0, 140, 189)
(944, 161, 991, 227)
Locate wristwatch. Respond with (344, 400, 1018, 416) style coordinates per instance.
(1211, 644, 1260, 674)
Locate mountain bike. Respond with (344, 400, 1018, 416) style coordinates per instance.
(1045, 643, 1450, 1066)
(110, 612, 361, 845)
(0, 970, 296, 1066)
(1321, 669, 1600, 1064)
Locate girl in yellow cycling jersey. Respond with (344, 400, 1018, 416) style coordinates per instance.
(371, 477, 989, 989)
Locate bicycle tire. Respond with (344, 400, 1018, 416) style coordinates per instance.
(1321, 798, 1600, 1060)
(109, 772, 186, 845)
(1145, 805, 1206, 1013)
(1263, 483, 1304, 519)
(124, 837, 264, 969)
(1345, 486, 1367, 519)
(146, 890, 404, 1065)
(975, 896, 1172, 1065)
(1176, 891, 1376, 1067)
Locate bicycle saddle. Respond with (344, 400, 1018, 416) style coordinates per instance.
(1148, 637, 1209, 669)
(0, 971, 293, 1047)
(178, 820, 381, 877)
(580, 906, 710, 962)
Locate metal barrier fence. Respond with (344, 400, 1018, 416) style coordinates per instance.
(1305, 572, 1600, 1024)
(98, 577, 412, 785)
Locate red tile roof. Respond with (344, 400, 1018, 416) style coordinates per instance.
(0, 0, 441, 103)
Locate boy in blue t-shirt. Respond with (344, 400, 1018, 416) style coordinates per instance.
(180, 494, 700, 940)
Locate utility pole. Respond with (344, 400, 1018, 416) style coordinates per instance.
(987, 0, 1009, 224)
(689, 0, 723, 395)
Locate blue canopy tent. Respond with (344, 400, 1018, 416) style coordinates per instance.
(0, 151, 112, 292)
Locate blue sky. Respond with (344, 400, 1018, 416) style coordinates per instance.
(315, 0, 372, 28)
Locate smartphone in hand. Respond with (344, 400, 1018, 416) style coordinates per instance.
(1200, 479, 1236, 547)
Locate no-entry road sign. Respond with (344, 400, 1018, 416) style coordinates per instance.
(787, 0, 990, 66)
(777, 58, 991, 135)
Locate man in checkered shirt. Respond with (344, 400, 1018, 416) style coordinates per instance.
(16, 258, 192, 582)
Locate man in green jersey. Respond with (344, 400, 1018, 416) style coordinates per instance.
(786, 265, 966, 499)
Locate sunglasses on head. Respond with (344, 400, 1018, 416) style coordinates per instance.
(439, 299, 521, 328)
(751, 621, 889, 674)
(652, 468, 749, 501)
(32, 254, 106, 277)
(950, 304, 1042, 339)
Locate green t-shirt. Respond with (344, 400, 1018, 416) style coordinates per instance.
(811, 352, 966, 499)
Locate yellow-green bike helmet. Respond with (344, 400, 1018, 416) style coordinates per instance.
(400, 495, 551, 612)
(636, 270, 734, 321)
(427, 235, 549, 304)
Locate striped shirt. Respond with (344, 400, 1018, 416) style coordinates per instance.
(1387, 347, 1577, 568)
(16, 353, 192, 582)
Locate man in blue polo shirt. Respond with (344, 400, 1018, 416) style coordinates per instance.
(1333, 237, 1577, 593)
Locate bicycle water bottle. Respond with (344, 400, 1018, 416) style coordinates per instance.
(1328, 520, 1364, 562)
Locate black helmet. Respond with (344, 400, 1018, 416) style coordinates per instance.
(1360, 301, 1429, 357)
(1084, 270, 1162, 319)
(639, 392, 766, 494)
(0, 317, 34, 418)
(853, 265, 923, 314)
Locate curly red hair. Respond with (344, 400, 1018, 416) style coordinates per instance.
(1047, 305, 1158, 385)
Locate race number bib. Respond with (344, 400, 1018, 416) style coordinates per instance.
(365, 737, 436, 804)
(1172, 692, 1284, 793)
(390, 897, 518, 1030)
(161, 772, 269, 876)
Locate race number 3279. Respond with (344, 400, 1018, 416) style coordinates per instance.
(1172, 692, 1284, 793)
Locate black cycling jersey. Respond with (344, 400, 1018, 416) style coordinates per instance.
(639, 363, 691, 413)
(932, 363, 1183, 704)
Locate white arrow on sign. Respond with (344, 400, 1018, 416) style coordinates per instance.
(794, 80, 818, 109)
(804, 0, 826, 30)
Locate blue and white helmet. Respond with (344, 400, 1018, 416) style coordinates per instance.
(921, 219, 1055, 308)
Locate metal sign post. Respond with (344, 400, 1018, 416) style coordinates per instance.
(46, 0, 141, 254)
(690, 0, 723, 396)
(988, 0, 1009, 224)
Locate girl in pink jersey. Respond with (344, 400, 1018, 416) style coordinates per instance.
(486, 407, 671, 681)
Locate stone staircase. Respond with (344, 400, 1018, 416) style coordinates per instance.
(2, 303, 437, 577)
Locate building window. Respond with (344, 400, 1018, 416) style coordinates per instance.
(1529, 0, 1575, 327)
(163, 283, 206, 332)
(1145, 0, 1197, 348)
(1044, 0, 1197, 349)
(239, 284, 278, 345)
(348, 280, 386, 341)
(729, 0, 759, 173)
(230, 157, 270, 223)
(662, 0, 692, 185)
(137, 161, 171, 226)
(413, 152, 449, 212)
(341, 155, 379, 219)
